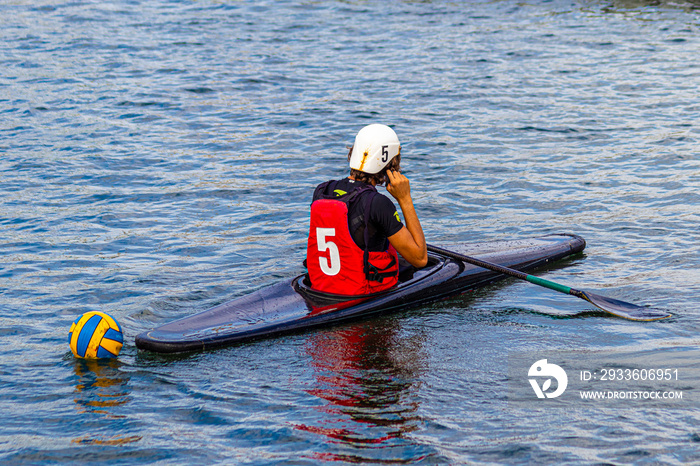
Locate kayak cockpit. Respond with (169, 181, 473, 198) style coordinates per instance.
(293, 252, 453, 313)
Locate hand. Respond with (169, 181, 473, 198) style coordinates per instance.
(385, 169, 427, 268)
(386, 170, 411, 202)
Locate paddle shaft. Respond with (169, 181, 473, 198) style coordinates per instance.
(427, 243, 671, 321)
(427, 244, 577, 296)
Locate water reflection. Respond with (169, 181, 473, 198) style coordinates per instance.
(71, 359, 141, 445)
(298, 319, 435, 463)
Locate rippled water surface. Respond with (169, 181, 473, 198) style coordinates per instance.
(2, 0, 700, 463)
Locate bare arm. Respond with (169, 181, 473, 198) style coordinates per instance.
(385, 170, 428, 268)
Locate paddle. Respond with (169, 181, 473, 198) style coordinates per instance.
(427, 244, 671, 321)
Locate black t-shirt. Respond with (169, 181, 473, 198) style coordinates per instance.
(313, 178, 404, 251)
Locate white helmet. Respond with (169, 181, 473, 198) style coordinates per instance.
(348, 124, 400, 174)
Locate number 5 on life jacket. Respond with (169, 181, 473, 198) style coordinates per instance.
(307, 185, 399, 296)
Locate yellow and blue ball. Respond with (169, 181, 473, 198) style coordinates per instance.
(68, 311, 123, 359)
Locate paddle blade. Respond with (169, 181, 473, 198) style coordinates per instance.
(577, 290, 672, 321)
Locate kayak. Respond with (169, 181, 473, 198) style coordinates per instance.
(136, 233, 586, 353)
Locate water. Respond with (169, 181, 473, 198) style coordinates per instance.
(2, 0, 700, 463)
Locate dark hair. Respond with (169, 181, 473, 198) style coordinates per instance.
(347, 146, 402, 186)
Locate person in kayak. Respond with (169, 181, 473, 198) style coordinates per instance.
(307, 124, 428, 295)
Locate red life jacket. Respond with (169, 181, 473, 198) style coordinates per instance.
(307, 183, 399, 296)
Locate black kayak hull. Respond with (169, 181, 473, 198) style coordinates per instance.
(135, 233, 585, 353)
